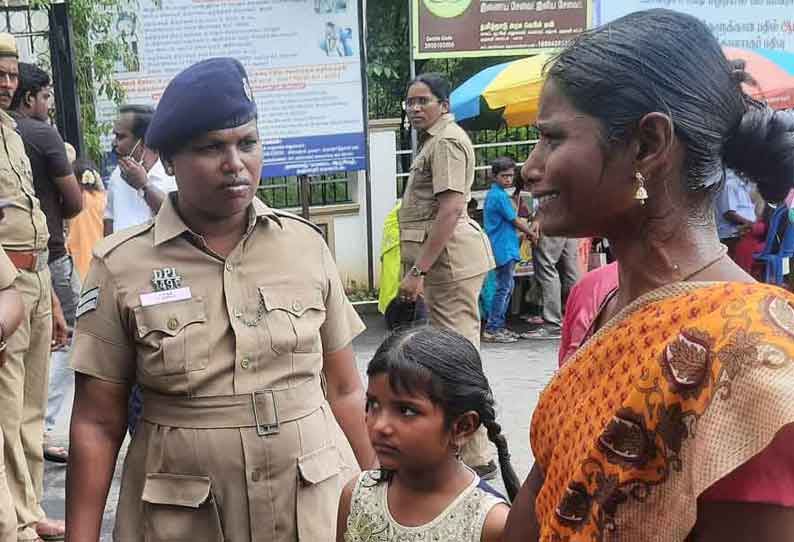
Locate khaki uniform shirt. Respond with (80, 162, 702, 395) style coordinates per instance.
(398, 114, 494, 285)
(71, 196, 365, 542)
(0, 109, 48, 252)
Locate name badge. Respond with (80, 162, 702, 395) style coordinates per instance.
(140, 287, 192, 307)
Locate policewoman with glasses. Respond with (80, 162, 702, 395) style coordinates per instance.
(65, 58, 375, 542)
(398, 73, 496, 474)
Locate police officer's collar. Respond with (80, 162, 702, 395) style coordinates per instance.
(154, 193, 282, 246)
(424, 113, 455, 137)
(0, 108, 17, 129)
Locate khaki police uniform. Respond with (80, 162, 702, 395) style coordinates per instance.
(0, 246, 20, 542)
(398, 113, 495, 466)
(71, 195, 364, 542)
(0, 108, 52, 542)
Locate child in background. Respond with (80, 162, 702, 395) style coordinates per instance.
(337, 326, 517, 542)
(482, 157, 536, 343)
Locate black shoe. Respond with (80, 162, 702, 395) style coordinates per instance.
(471, 460, 498, 481)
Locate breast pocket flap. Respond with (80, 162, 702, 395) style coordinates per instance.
(141, 473, 211, 508)
(259, 288, 325, 317)
(298, 445, 340, 485)
(134, 299, 207, 338)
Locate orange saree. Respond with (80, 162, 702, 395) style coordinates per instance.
(531, 282, 794, 541)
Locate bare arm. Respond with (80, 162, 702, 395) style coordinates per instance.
(65, 374, 129, 542)
(54, 174, 84, 218)
(413, 190, 465, 273)
(691, 502, 794, 541)
(141, 184, 167, 215)
(336, 476, 356, 542)
(503, 463, 544, 542)
(512, 218, 533, 237)
(481, 503, 510, 542)
(323, 344, 377, 469)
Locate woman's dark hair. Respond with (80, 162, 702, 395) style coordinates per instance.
(406, 72, 451, 103)
(72, 157, 102, 192)
(491, 156, 516, 176)
(11, 63, 50, 110)
(547, 8, 794, 203)
(513, 165, 525, 196)
(367, 326, 520, 501)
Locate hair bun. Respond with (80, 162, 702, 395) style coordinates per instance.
(723, 106, 794, 202)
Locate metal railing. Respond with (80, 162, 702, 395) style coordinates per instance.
(396, 124, 539, 196)
(258, 173, 353, 209)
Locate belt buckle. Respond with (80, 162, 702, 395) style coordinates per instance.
(251, 390, 279, 437)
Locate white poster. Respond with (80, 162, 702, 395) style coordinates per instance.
(594, 0, 794, 53)
(98, 0, 367, 177)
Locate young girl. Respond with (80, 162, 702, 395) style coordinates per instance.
(337, 326, 519, 542)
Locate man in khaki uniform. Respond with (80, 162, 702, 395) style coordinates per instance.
(0, 33, 67, 541)
(398, 73, 496, 474)
(66, 58, 374, 542)
(0, 244, 26, 542)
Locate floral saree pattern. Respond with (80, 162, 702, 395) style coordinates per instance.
(530, 282, 794, 541)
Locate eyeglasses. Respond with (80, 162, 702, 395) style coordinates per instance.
(402, 97, 440, 110)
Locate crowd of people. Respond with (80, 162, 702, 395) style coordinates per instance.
(0, 6, 792, 542)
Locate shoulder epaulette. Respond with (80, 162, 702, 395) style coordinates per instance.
(93, 221, 155, 258)
(272, 209, 323, 235)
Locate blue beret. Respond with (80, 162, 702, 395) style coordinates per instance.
(145, 57, 257, 152)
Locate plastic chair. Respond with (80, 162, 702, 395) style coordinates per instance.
(754, 205, 794, 285)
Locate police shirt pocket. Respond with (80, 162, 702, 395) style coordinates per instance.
(296, 445, 341, 541)
(133, 298, 209, 376)
(141, 473, 223, 542)
(259, 287, 326, 354)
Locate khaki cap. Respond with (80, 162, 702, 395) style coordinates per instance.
(0, 33, 18, 58)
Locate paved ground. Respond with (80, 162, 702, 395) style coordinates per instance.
(42, 313, 559, 539)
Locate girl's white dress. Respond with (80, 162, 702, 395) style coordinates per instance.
(344, 469, 506, 542)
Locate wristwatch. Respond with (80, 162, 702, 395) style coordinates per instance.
(408, 265, 427, 277)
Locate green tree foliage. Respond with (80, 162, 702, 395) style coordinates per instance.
(31, 0, 136, 163)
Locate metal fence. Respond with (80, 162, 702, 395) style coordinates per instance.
(257, 173, 353, 209)
(0, 5, 50, 68)
(396, 124, 539, 196)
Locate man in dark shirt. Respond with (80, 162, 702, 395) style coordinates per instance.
(11, 62, 81, 467)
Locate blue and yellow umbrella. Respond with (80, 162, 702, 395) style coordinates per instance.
(450, 54, 553, 130)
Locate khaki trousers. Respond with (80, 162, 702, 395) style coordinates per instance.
(424, 272, 496, 467)
(0, 433, 15, 542)
(0, 268, 52, 541)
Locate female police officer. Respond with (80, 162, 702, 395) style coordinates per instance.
(65, 58, 375, 541)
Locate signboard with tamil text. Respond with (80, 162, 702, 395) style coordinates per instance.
(97, 0, 367, 178)
(412, 0, 592, 59)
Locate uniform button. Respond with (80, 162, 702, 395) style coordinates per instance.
(251, 469, 261, 482)
(234, 309, 242, 318)
(240, 357, 251, 369)
(225, 262, 233, 272)
(167, 317, 179, 331)
(292, 300, 302, 312)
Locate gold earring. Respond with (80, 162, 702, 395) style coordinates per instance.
(452, 441, 462, 461)
(634, 171, 648, 205)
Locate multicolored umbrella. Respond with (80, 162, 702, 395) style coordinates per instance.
(723, 47, 794, 110)
(450, 54, 553, 130)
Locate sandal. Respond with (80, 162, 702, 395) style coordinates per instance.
(43, 445, 68, 464)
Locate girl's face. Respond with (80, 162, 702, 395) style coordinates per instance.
(365, 373, 455, 472)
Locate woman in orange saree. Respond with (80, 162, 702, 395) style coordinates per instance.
(504, 9, 794, 542)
